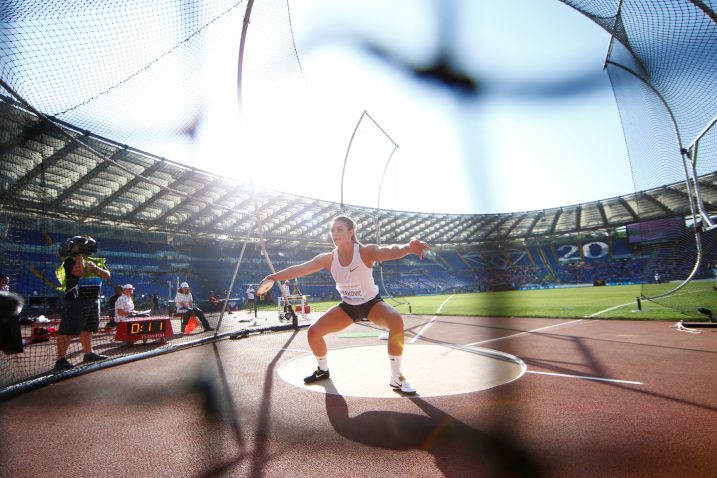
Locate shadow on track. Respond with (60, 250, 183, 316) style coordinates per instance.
(320, 381, 543, 478)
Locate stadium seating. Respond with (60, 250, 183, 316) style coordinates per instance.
(6, 224, 717, 307)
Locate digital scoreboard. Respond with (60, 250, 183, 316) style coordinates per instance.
(114, 317, 173, 343)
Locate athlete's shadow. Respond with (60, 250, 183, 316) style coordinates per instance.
(319, 382, 542, 477)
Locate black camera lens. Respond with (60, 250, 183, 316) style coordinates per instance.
(60, 235, 97, 256)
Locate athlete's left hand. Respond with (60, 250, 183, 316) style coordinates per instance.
(408, 239, 431, 259)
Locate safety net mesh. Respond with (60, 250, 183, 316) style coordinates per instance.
(562, 0, 717, 317)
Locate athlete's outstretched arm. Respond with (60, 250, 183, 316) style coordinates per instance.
(262, 252, 332, 283)
(368, 239, 431, 262)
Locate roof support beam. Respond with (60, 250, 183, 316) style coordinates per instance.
(548, 209, 562, 235)
(525, 212, 544, 237)
(642, 190, 676, 215)
(151, 176, 221, 226)
(89, 161, 165, 217)
(617, 197, 639, 222)
(597, 201, 609, 227)
(52, 149, 127, 207)
(128, 173, 193, 221)
(0, 133, 88, 202)
(176, 188, 235, 228)
(0, 119, 53, 155)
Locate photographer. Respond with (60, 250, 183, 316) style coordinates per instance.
(54, 235, 111, 371)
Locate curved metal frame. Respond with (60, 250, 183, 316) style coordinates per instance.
(339, 110, 412, 310)
(375, 145, 413, 313)
(604, 59, 705, 302)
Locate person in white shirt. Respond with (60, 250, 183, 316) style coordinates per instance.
(175, 282, 213, 333)
(115, 284, 150, 319)
(279, 280, 296, 322)
(279, 280, 291, 298)
(114, 284, 136, 319)
(261, 215, 430, 394)
(246, 285, 255, 311)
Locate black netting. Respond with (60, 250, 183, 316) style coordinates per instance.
(0, 0, 314, 393)
(561, 0, 717, 317)
(3, 0, 717, 395)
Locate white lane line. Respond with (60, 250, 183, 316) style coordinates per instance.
(527, 370, 643, 385)
(408, 295, 454, 344)
(589, 301, 634, 317)
(272, 347, 310, 353)
(436, 295, 454, 314)
(409, 316, 437, 343)
(467, 319, 585, 346)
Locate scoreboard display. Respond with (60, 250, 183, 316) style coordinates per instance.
(114, 317, 173, 343)
(627, 216, 685, 244)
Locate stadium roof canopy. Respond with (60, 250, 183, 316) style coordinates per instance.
(1, 95, 716, 247)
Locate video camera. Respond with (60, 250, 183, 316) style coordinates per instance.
(59, 235, 97, 257)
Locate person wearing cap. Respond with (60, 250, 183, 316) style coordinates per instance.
(175, 282, 213, 333)
(115, 284, 138, 320)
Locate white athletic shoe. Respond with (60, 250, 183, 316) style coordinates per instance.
(390, 374, 416, 394)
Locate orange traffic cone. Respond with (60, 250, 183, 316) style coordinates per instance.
(184, 316, 199, 333)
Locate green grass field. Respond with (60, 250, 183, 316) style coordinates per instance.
(262, 282, 716, 321)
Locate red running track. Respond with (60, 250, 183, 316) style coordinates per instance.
(1, 315, 716, 478)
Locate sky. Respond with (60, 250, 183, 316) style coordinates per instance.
(218, 0, 633, 213)
(200, 0, 634, 215)
(6, 0, 635, 216)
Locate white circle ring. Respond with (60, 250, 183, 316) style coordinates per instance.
(278, 344, 526, 398)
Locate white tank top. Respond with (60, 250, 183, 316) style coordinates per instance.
(330, 243, 379, 305)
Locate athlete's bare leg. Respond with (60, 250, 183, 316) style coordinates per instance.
(307, 305, 353, 357)
(367, 301, 405, 356)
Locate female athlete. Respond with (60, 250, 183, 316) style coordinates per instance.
(261, 215, 430, 393)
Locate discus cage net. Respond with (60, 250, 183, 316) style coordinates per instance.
(1, 0, 716, 397)
(563, 0, 717, 317)
(0, 0, 321, 396)
(0, 0, 468, 396)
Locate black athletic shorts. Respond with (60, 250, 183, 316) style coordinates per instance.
(338, 295, 384, 321)
(59, 298, 101, 335)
